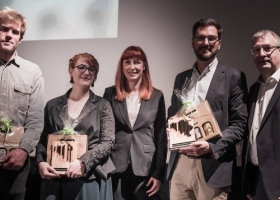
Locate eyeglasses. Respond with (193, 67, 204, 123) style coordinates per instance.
(251, 45, 280, 55)
(74, 64, 97, 75)
(194, 35, 219, 45)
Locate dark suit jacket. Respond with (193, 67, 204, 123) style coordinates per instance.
(103, 86, 167, 182)
(167, 63, 248, 188)
(243, 81, 280, 199)
(36, 89, 115, 179)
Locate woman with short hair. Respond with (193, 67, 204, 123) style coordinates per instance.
(36, 53, 115, 200)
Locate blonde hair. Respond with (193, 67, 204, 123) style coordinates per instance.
(0, 6, 27, 37)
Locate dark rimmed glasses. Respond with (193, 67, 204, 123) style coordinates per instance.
(194, 35, 219, 45)
(74, 64, 97, 75)
(251, 45, 280, 56)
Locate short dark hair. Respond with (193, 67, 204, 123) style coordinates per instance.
(192, 18, 223, 39)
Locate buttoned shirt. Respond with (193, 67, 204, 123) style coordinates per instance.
(0, 52, 44, 155)
(185, 58, 218, 104)
(249, 68, 280, 165)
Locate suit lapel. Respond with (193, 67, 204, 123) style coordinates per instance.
(116, 93, 153, 130)
(55, 89, 97, 125)
(248, 83, 260, 131)
(81, 91, 97, 119)
(116, 99, 133, 129)
(205, 63, 225, 100)
(55, 94, 68, 119)
(133, 98, 151, 130)
(244, 83, 260, 158)
(259, 81, 280, 131)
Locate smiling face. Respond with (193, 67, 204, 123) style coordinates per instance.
(192, 25, 221, 62)
(252, 33, 280, 80)
(69, 57, 96, 88)
(0, 20, 22, 60)
(122, 58, 144, 83)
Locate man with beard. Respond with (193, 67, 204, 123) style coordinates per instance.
(0, 7, 44, 200)
(167, 18, 248, 200)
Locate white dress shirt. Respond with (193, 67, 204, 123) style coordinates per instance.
(249, 68, 280, 165)
(126, 94, 141, 127)
(185, 58, 218, 105)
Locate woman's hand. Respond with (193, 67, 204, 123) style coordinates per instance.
(66, 159, 85, 179)
(38, 162, 60, 179)
(246, 194, 252, 200)
(146, 177, 162, 197)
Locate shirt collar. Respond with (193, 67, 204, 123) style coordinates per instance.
(257, 67, 280, 85)
(0, 59, 7, 65)
(0, 52, 20, 68)
(192, 58, 218, 76)
(12, 52, 20, 68)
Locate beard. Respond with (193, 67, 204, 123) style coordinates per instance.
(194, 46, 218, 62)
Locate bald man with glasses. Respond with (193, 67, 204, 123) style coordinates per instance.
(243, 30, 280, 200)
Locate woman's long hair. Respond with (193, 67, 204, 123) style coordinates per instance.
(115, 46, 153, 101)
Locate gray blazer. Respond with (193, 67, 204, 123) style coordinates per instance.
(103, 86, 167, 182)
(167, 63, 248, 188)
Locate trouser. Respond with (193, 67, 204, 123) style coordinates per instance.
(0, 158, 30, 200)
(170, 154, 229, 200)
(252, 175, 269, 200)
(40, 176, 113, 200)
(244, 162, 269, 200)
(112, 164, 160, 200)
(25, 157, 42, 200)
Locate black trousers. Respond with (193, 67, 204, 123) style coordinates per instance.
(252, 176, 269, 200)
(25, 157, 42, 200)
(0, 158, 30, 200)
(245, 164, 269, 200)
(112, 165, 161, 200)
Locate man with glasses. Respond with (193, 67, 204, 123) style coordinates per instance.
(0, 7, 44, 200)
(243, 30, 280, 200)
(167, 18, 248, 200)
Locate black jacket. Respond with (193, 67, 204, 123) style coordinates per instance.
(167, 63, 248, 188)
(36, 89, 115, 179)
(243, 80, 280, 200)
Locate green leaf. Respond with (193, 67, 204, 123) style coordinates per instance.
(182, 101, 193, 107)
(61, 127, 75, 135)
(0, 118, 12, 134)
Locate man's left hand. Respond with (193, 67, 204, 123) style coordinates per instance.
(0, 148, 28, 170)
(179, 141, 212, 157)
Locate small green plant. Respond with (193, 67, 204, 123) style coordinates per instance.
(0, 118, 12, 134)
(183, 101, 193, 107)
(61, 127, 75, 135)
